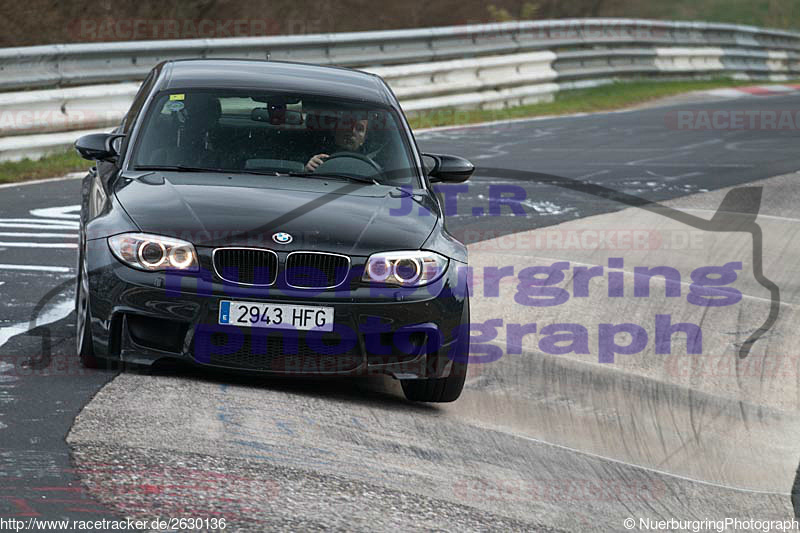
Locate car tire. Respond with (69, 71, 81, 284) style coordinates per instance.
(401, 298, 470, 403)
(76, 241, 101, 369)
(401, 360, 468, 403)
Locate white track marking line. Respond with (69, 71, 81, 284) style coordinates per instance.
(0, 242, 77, 249)
(0, 218, 76, 224)
(595, 162, 752, 168)
(0, 264, 71, 272)
(0, 297, 73, 350)
(0, 223, 77, 230)
(0, 220, 78, 231)
(756, 85, 797, 92)
(705, 88, 749, 98)
(29, 205, 81, 220)
(0, 232, 78, 238)
(0, 218, 78, 225)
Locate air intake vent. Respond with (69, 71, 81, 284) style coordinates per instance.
(194, 329, 362, 373)
(285, 252, 350, 288)
(213, 248, 278, 286)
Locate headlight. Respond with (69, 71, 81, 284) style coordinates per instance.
(108, 233, 199, 272)
(362, 251, 448, 287)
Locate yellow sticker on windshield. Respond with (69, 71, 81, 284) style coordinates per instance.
(169, 94, 185, 101)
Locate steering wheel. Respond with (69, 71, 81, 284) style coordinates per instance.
(319, 151, 384, 178)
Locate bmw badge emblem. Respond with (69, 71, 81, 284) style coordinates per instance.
(272, 232, 293, 244)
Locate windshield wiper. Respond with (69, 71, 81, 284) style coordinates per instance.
(238, 169, 283, 176)
(133, 165, 282, 176)
(288, 172, 379, 185)
(134, 165, 231, 173)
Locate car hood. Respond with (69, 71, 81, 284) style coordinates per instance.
(114, 171, 438, 256)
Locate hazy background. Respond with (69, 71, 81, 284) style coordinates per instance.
(1, 0, 798, 47)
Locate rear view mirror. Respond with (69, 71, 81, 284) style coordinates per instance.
(74, 133, 125, 162)
(251, 107, 303, 125)
(423, 153, 474, 183)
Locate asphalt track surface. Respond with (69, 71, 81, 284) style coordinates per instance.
(2, 92, 800, 530)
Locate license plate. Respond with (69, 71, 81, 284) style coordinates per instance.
(218, 301, 334, 332)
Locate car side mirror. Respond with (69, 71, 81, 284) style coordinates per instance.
(422, 153, 474, 183)
(75, 133, 125, 162)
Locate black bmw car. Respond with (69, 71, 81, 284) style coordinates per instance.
(74, 59, 474, 402)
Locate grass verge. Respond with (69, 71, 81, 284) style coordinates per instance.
(406, 77, 800, 129)
(2, 77, 798, 184)
(0, 150, 88, 185)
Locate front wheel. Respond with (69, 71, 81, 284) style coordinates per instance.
(402, 299, 469, 403)
(400, 360, 468, 403)
(76, 244, 100, 368)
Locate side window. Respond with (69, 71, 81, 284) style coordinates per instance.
(121, 71, 157, 135)
(117, 69, 159, 165)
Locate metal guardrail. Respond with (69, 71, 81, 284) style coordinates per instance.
(3, 18, 800, 91)
(1, 18, 800, 160)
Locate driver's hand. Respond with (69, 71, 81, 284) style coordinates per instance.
(305, 153, 329, 172)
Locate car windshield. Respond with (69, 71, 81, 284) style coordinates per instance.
(129, 90, 420, 186)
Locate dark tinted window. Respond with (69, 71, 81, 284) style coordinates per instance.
(129, 90, 420, 186)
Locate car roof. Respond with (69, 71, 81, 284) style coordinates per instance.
(158, 59, 392, 106)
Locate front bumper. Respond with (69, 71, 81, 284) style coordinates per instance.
(85, 239, 469, 378)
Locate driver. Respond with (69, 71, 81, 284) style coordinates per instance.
(304, 115, 369, 172)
